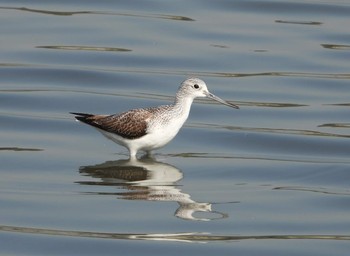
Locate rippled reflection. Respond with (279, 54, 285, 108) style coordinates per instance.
(77, 157, 229, 221)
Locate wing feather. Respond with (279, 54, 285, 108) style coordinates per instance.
(71, 109, 153, 139)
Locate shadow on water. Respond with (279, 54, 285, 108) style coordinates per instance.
(76, 157, 232, 221)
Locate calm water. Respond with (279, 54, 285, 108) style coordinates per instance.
(1, 0, 350, 255)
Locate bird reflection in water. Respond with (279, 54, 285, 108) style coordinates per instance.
(77, 157, 230, 221)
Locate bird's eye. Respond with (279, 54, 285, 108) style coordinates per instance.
(193, 84, 199, 89)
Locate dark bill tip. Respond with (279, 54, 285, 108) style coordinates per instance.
(206, 92, 239, 109)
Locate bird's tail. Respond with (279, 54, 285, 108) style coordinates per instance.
(70, 112, 94, 122)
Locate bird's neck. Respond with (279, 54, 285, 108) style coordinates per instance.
(173, 94, 194, 118)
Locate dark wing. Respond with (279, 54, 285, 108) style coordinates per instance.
(70, 109, 153, 139)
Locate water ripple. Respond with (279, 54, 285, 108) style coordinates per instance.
(0, 6, 195, 21)
(191, 123, 350, 139)
(36, 45, 132, 53)
(0, 147, 43, 152)
(166, 152, 350, 164)
(321, 44, 350, 51)
(1, 63, 349, 80)
(1, 225, 349, 243)
(275, 20, 323, 25)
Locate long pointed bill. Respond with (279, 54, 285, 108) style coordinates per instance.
(206, 92, 239, 109)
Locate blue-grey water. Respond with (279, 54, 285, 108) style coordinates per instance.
(1, 1, 350, 255)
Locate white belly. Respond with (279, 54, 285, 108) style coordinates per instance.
(96, 104, 190, 156)
(96, 115, 186, 153)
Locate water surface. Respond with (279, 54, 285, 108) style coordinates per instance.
(1, 1, 350, 255)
